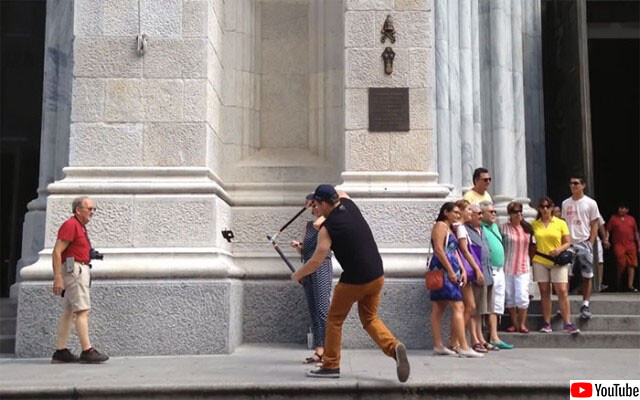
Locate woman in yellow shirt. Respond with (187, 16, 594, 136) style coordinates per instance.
(531, 197, 580, 334)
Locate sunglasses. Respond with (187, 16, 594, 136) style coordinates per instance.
(509, 210, 523, 214)
(539, 205, 551, 209)
(488, 210, 497, 215)
(569, 181, 581, 186)
(482, 177, 492, 182)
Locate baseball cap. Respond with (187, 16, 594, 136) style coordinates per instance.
(312, 184, 337, 202)
(305, 193, 315, 201)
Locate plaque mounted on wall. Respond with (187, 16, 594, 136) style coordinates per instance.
(368, 88, 410, 132)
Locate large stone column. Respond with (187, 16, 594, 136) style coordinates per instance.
(17, 0, 242, 357)
(14, 0, 74, 293)
(459, 0, 474, 189)
(435, 0, 451, 188)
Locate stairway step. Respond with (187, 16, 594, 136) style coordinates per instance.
(499, 331, 640, 348)
(0, 318, 16, 335)
(0, 335, 15, 354)
(527, 297, 639, 315)
(500, 314, 640, 332)
(0, 299, 17, 318)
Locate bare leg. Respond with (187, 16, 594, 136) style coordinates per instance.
(597, 263, 604, 291)
(473, 315, 486, 345)
(488, 314, 500, 343)
(582, 277, 592, 302)
(628, 267, 635, 288)
(538, 283, 552, 324)
(451, 301, 472, 351)
(74, 310, 92, 351)
(451, 285, 475, 348)
(431, 301, 447, 349)
(507, 307, 517, 329)
(518, 308, 528, 331)
(553, 283, 571, 324)
(55, 308, 74, 350)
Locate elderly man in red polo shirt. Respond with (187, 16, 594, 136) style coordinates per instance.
(51, 196, 108, 364)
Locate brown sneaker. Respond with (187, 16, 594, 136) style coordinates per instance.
(51, 348, 79, 363)
(79, 347, 109, 364)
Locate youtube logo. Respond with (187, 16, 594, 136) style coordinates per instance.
(571, 382, 593, 398)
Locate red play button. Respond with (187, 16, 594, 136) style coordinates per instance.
(571, 382, 593, 398)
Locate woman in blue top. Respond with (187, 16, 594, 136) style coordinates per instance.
(428, 202, 483, 358)
(291, 195, 333, 365)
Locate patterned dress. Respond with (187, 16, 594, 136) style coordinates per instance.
(301, 221, 333, 348)
(428, 232, 463, 302)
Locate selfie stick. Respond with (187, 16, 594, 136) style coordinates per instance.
(267, 235, 296, 273)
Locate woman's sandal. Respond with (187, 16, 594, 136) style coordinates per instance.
(304, 352, 323, 364)
(483, 342, 500, 351)
(472, 343, 489, 353)
(506, 326, 517, 333)
(519, 326, 530, 334)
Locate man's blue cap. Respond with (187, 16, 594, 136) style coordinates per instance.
(313, 184, 337, 202)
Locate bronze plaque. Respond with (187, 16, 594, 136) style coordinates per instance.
(368, 88, 410, 132)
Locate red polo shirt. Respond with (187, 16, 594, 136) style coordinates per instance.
(58, 216, 91, 264)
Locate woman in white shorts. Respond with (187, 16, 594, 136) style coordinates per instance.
(530, 197, 580, 334)
(501, 201, 533, 333)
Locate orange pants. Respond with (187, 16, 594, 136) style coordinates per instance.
(322, 276, 399, 369)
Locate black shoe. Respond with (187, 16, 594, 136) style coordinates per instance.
(51, 348, 79, 363)
(79, 347, 109, 364)
(395, 342, 410, 383)
(306, 367, 340, 378)
(579, 305, 592, 320)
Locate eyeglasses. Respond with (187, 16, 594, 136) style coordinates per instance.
(81, 206, 97, 212)
(475, 211, 483, 216)
(509, 210, 523, 214)
(482, 177, 492, 182)
(569, 181, 581, 186)
(489, 210, 497, 215)
(539, 205, 551, 209)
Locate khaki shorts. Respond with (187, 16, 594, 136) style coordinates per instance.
(472, 283, 494, 316)
(62, 262, 91, 312)
(532, 262, 569, 283)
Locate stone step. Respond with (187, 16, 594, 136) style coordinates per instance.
(0, 299, 17, 318)
(0, 318, 16, 335)
(0, 335, 15, 354)
(499, 331, 640, 348)
(500, 314, 640, 332)
(526, 296, 639, 315)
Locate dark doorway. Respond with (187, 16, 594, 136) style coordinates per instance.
(1, 1, 47, 297)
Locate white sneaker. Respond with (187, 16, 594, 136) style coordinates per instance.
(457, 348, 485, 358)
(433, 346, 457, 356)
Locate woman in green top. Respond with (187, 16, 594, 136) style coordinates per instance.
(531, 197, 580, 334)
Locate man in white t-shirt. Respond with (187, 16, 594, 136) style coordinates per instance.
(562, 176, 601, 320)
(463, 167, 493, 205)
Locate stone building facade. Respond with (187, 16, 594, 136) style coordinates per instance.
(16, 0, 544, 356)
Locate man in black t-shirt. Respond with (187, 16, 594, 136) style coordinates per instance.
(291, 184, 410, 382)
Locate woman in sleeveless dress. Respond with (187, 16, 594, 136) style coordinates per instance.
(291, 195, 333, 365)
(428, 202, 483, 358)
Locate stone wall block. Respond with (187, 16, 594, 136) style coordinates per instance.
(394, 0, 432, 11)
(410, 88, 433, 130)
(346, 0, 394, 10)
(184, 79, 207, 122)
(208, 43, 224, 96)
(183, 0, 208, 37)
(207, 4, 224, 57)
(69, 123, 143, 167)
(140, 0, 182, 37)
(346, 130, 390, 171)
(143, 79, 184, 122)
(409, 48, 434, 88)
(345, 89, 368, 130)
(346, 48, 409, 88)
(345, 11, 376, 48)
(143, 39, 207, 79)
(132, 196, 215, 247)
(224, 0, 236, 31)
(71, 78, 106, 122)
(104, 79, 144, 122)
(75, 0, 139, 36)
(375, 11, 431, 49)
(206, 82, 222, 134)
(74, 38, 142, 78)
(389, 129, 431, 171)
(142, 123, 207, 166)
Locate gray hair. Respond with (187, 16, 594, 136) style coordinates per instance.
(469, 204, 481, 213)
(479, 201, 494, 212)
(71, 196, 90, 213)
